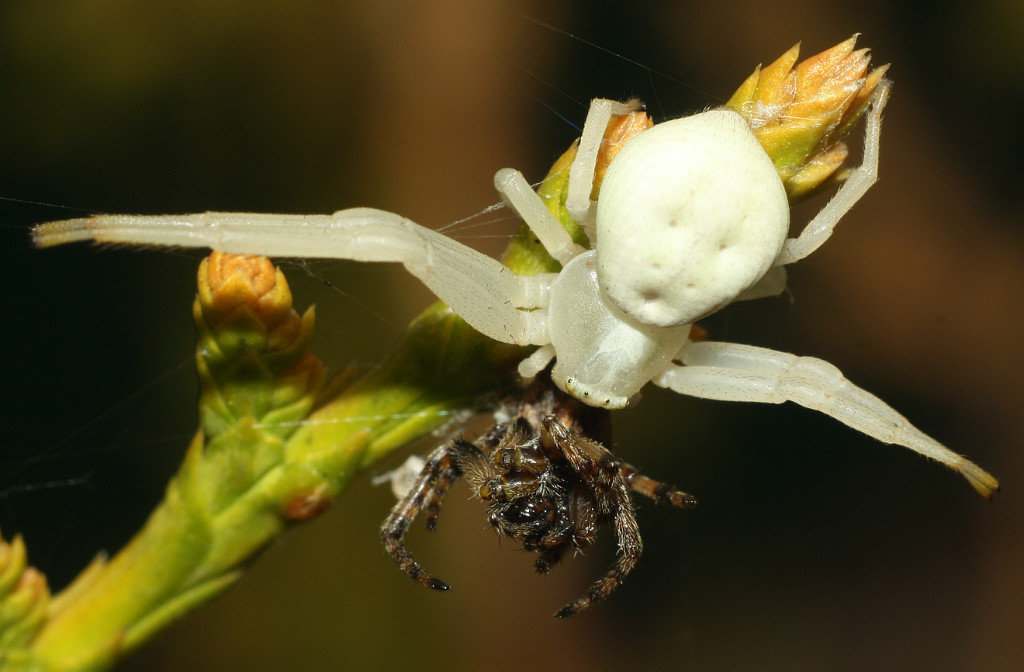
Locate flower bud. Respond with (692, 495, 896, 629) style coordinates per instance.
(0, 532, 50, 648)
(194, 252, 324, 440)
(198, 251, 293, 332)
(592, 105, 654, 197)
(726, 36, 890, 199)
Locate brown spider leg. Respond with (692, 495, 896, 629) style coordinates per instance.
(381, 440, 478, 591)
(542, 413, 647, 617)
(422, 453, 460, 532)
(556, 477, 643, 618)
(621, 463, 698, 508)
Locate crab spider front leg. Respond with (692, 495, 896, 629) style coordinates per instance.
(34, 208, 555, 347)
(654, 340, 999, 497)
(564, 97, 644, 239)
(494, 168, 586, 265)
(774, 79, 891, 266)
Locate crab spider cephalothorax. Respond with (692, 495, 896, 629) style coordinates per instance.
(32, 79, 999, 498)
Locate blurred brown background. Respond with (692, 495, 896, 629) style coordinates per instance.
(2, 1, 1022, 670)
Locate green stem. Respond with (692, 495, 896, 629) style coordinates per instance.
(11, 136, 575, 672)
(25, 308, 526, 672)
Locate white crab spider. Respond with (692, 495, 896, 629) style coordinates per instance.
(32, 79, 999, 497)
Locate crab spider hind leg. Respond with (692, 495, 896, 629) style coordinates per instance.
(654, 340, 999, 498)
(775, 79, 892, 266)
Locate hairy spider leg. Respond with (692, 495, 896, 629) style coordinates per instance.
(620, 463, 698, 509)
(34, 208, 554, 346)
(655, 340, 999, 497)
(423, 422, 509, 531)
(542, 415, 644, 618)
(381, 439, 487, 591)
(564, 98, 644, 239)
(421, 453, 461, 533)
(774, 79, 891, 266)
(556, 476, 642, 619)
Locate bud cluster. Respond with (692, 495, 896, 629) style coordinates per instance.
(726, 36, 890, 199)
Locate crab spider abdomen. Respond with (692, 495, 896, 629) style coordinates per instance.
(547, 251, 690, 409)
(595, 109, 789, 328)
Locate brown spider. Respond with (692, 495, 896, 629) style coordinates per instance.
(380, 377, 697, 617)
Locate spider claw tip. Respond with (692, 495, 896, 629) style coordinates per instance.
(553, 605, 578, 619)
(427, 578, 452, 591)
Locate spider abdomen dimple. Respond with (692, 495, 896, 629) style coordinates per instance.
(595, 109, 790, 328)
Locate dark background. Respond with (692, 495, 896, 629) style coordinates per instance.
(2, 1, 1022, 670)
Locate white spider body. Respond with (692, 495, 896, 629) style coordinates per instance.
(31, 79, 1001, 497)
(596, 109, 789, 327)
(539, 108, 788, 405)
(546, 250, 690, 407)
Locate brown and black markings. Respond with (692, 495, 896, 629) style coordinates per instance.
(380, 373, 696, 617)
